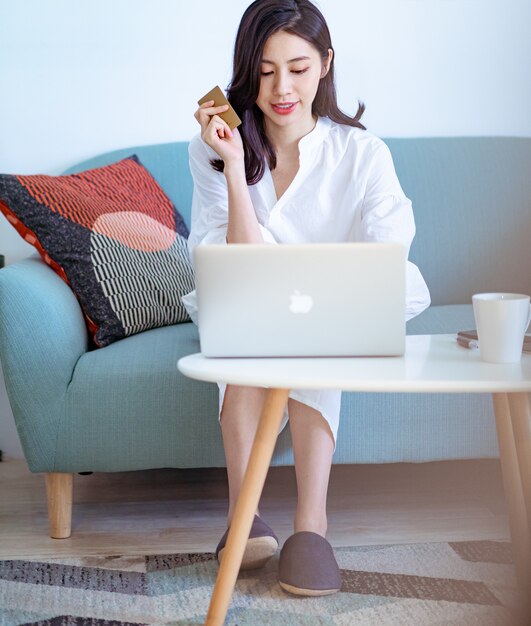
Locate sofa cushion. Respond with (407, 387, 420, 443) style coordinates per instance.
(55, 304, 493, 472)
(58, 322, 226, 471)
(0, 156, 194, 347)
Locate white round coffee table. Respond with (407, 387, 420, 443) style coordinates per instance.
(178, 334, 531, 626)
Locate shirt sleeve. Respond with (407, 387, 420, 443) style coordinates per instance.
(359, 140, 431, 321)
(182, 134, 277, 326)
(187, 134, 276, 264)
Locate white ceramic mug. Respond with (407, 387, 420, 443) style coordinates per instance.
(472, 293, 531, 363)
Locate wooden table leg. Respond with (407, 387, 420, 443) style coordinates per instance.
(492, 393, 531, 590)
(507, 393, 531, 528)
(204, 387, 290, 626)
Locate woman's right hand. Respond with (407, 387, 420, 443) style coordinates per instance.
(194, 100, 245, 167)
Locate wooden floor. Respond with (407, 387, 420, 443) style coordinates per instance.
(0, 458, 509, 560)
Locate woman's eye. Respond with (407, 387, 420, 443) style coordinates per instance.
(260, 68, 309, 76)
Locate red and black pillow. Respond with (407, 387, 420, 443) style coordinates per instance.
(0, 155, 194, 347)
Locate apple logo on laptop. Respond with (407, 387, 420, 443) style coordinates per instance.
(289, 290, 314, 314)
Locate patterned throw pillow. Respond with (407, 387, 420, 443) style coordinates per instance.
(0, 155, 194, 347)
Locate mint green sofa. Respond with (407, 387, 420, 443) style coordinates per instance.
(1, 137, 530, 537)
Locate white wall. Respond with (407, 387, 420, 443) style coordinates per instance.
(1, 0, 530, 458)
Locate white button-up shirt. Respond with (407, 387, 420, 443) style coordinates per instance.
(181, 116, 431, 446)
(183, 115, 430, 324)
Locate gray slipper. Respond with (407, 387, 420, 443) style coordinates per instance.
(279, 531, 341, 596)
(216, 514, 278, 570)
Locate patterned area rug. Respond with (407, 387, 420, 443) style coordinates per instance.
(0, 540, 524, 625)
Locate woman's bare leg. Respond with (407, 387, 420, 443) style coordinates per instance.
(288, 399, 335, 537)
(220, 384, 269, 523)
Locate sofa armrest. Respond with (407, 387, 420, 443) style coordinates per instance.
(0, 256, 88, 468)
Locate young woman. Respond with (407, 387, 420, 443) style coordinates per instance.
(182, 0, 430, 596)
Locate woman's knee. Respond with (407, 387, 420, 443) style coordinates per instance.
(287, 398, 322, 422)
(287, 399, 336, 445)
(220, 385, 268, 422)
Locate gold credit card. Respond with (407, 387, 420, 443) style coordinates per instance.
(198, 85, 242, 130)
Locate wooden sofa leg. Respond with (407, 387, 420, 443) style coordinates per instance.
(45, 472, 73, 538)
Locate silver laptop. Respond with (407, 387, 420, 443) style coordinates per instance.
(193, 243, 406, 357)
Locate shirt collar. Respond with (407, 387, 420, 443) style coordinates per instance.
(298, 116, 331, 157)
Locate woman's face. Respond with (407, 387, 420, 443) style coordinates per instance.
(256, 30, 332, 136)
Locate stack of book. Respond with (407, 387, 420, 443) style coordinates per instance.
(457, 330, 531, 353)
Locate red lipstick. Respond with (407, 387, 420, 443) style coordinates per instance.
(271, 102, 298, 115)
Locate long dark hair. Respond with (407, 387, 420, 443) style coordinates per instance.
(211, 0, 366, 184)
